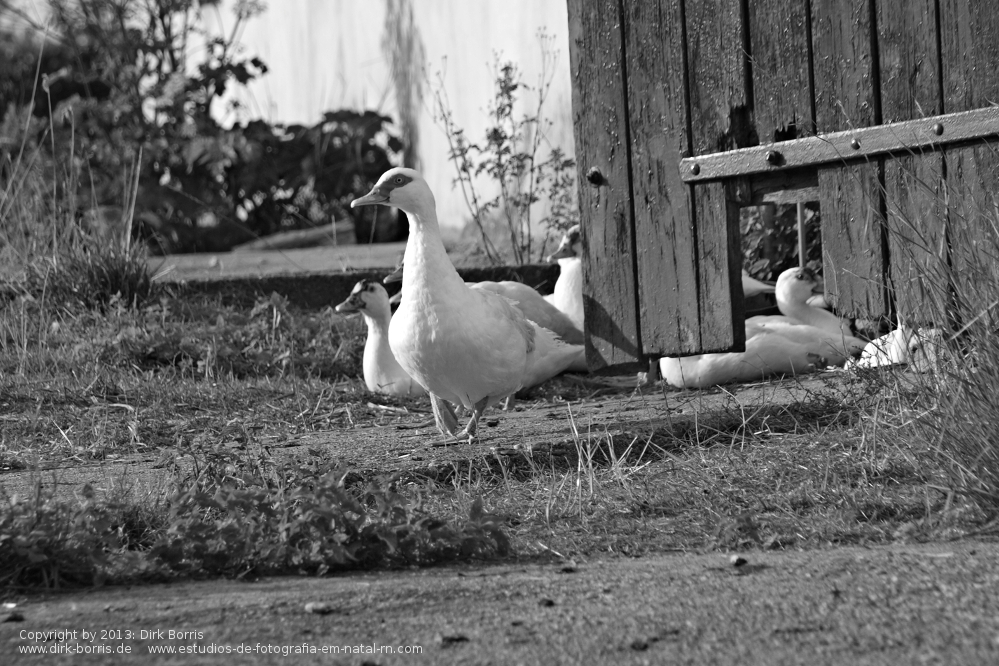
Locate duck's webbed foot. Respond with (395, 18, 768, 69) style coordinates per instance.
(455, 396, 490, 444)
(430, 393, 460, 437)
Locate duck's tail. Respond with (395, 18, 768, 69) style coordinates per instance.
(522, 322, 586, 388)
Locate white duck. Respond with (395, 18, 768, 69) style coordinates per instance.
(335, 279, 427, 398)
(351, 168, 583, 443)
(545, 225, 586, 331)
(384, 263, 585, 347)
(747, 267, 858, 342)
(546, 226, 778, 329)
(660, 327, 828, 389)
(852, 326, 944, 373)
(660, 268, 867, 389)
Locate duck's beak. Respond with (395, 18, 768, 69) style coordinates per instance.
(383, 265, 403, 284)
(334, 294, 363, 314)
(389, 291, 402, 305)
(351, 186, 389, 208)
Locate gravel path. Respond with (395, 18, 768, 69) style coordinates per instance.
(4, 541, 998, 665)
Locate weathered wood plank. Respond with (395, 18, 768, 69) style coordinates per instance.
(878, 0, 947, 323)
(747, 0, 815, 142)
(682, 0, 747, 353)
(812, 0, 888, 318)
(681, 107, 999, 182)
(621, 0, 702, 355)
(567, 0, 642, 369)
(939, 0, 999, 314)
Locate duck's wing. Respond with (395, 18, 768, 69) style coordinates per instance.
(473, 288, 536, 353)
(474, 281, 584, 345)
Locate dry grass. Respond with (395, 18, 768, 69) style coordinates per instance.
(417, 381, 980, 562)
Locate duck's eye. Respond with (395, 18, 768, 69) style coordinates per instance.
(795, 272, 805, 280)
(394, 176, 404, 184)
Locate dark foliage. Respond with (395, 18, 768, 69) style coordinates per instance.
(0, 1, 403, 255)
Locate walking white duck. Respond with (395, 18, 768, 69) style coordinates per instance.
(335, 280, 427, 398)
(351, 167, 583, 443)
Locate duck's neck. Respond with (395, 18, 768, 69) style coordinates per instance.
(362, 309, 391, 337)
(557, 257, 582, 290)
(361, 310, 403, 387)
(401, 204, 464, 299)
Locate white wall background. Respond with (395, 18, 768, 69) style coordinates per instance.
(219, 0, 577, 232)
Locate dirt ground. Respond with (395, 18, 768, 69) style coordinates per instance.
(0, 372, 845, 501)
(4, 540, 998, 665)
(5, 372, 998, 664)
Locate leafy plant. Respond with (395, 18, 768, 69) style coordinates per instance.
(152, 460, 509, 577)
(0, 482, 149, 588)
(0, 0, 403, 258)
(741, 202, 823, 282)
(432, 30, 579, 265)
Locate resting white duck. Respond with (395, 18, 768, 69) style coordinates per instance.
(660, 268, 867, 389)
(352, 167, 583, 443)
(335, 280, 427, 398)
(383, 262, 585, 347)
(660, 327, 828, 388)
(747, 267, 858, 343)
(852, 327, 944, 373)
(545, 226, 778, 329)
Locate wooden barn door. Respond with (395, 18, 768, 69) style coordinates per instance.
(566, 0, 745, 371)
(567, 0, 999, 370)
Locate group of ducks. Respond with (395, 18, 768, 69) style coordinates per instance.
(336, 167, 938, 442)
(337, 168, 593, 443)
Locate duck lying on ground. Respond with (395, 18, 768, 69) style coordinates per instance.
(746, 267, 860, 343)
(661, 267, 867, 389)
(851, 327, 944, 373)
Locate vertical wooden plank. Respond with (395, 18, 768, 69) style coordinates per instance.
(620, 0, 743, 356)
(624, 0, 746, 356)
(812, 0, 889, 319)
(686, 0, 748, 353)
(620, 0, 697, 355)
(877, 0, 947, 324)
(939, 0, 999, 311)
(567, 0, 642, 369)
(747, 0, 816, 141)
